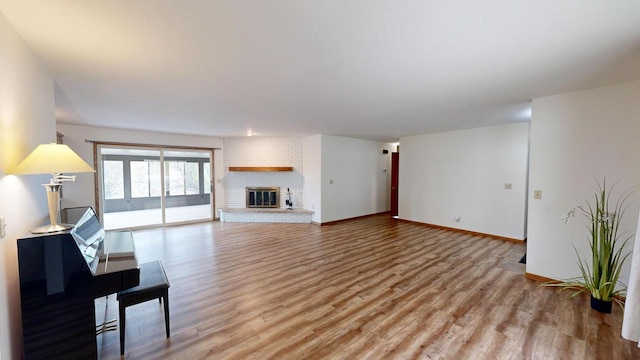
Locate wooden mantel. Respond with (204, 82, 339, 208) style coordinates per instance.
(229, 166, 293, 172)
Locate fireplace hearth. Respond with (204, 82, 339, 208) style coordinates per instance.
(246, 187, 280, 208)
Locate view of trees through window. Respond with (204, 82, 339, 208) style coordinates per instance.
(103, 160, 124, 199)
(203, 162, 211, 194)
(102, 155, 210, 200)
(131, 160, 161, 198)
(166, 160, 200, 196)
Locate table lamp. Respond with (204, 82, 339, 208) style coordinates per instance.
(13, 143, 95, 234)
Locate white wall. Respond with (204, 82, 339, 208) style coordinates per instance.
(0, 11, 55, 359)
(399, 123, 530, 240)
(320, 135, 395, 223)
(222, 137, 304, 209)
(527, 80, 640, 284)
(303, 135, 322, 223)
(56, 124, 224, 216)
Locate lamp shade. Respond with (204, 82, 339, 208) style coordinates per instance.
(13, 143, 95, 175)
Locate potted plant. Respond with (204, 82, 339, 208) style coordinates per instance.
(542, 179, 635, 313)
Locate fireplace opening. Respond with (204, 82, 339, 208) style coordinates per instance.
(246, 187, 279, 208)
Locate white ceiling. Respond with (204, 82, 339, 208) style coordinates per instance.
(2, 1, 640, 142)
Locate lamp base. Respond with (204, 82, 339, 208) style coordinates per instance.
(31, 223, 74, 234)
(31, 182, 72, 234)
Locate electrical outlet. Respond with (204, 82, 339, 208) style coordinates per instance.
(504, 183, 512, 190)
(0, 217, 6, 239)
(534, 190, 542, 200)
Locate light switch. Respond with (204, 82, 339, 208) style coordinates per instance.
(0, 218, 6, 239)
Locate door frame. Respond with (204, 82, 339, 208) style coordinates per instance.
(391, 152, 399, 217)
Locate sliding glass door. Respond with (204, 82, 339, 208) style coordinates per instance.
(98, 145, 213, 230)
(163, 150, 212, 224)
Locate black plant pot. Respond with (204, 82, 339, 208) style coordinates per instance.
(591, 295, 612, 313)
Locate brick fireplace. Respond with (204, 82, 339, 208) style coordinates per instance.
(223, 137, 303, 209)
(220, 137, 313, 223)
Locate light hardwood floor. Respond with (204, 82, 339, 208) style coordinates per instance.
(96, 214, 640, 359)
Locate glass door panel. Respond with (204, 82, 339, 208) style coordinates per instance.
(163, 150, 213, 224)
(99, 146, 163, 230)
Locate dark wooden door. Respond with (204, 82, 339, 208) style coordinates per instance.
(391, 152, 399, 216)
